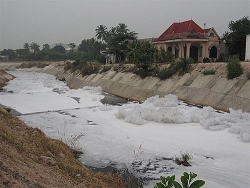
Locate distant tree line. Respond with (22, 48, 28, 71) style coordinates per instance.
(1, 17, 249, 63)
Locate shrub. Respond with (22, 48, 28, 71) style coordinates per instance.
(158, 67, 175, 79)
(175, 58, 193, 74)
(247, 72, 250, 79)
(100, 65, 111, 73)
(134, 69, 152, 78)
(64, 61, 72, 71)
(81, 64, 99, 77)
(203, 57, 210, 63)
(202, 69, 216, 75)
(154, 172, 205, 188)
(226, 58, 243, 79)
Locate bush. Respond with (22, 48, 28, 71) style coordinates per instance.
(100, 65, 111, 73)
(175, 58, 193, 74)
(226, 58, 243, 79)
(247, 72, 250, 79)
(134, 69, 152, 78)
(202, 69, 216, 75)
(203, 57, 210, 63)
(81, 64, 99, 77)
(158, 67, 175, 79)
(154, 172, 205, 188)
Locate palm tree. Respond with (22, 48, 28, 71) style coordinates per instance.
(117, 23, 129, 34)
(95, 25, 107, 41)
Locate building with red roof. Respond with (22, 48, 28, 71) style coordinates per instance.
(153, 20, 220, 62)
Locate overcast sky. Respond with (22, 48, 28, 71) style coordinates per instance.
(0, 0, 249, 50)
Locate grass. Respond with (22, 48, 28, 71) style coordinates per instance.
(18, 62, 49, 69)
(247, 72, 250, 79)
(174, 152, 192, 166)
(202, 69, 216, 75)
(0, 108, 125, 187)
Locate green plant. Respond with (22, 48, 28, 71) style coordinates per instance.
(158, 67, 175, 79)
(154, 172, 205, 188)
(100, 65, 111, 73)
(226, 58, 243, 79)
(202, 69, 216, 75)
(134, 68, 152, 78)
(202, 57, 210, 63)
(175, 58, 193, 74)
(81, 64, 100, 77)
(175, 152, 192, 166)
(247, 72, 250, 79)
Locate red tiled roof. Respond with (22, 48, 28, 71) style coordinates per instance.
(156, 20, 210, 41)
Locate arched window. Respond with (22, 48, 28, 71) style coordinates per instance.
(167, 46, 172, 52)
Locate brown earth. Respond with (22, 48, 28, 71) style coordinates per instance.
(0, 70, 125, 188)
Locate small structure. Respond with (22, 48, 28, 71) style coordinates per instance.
(245, 34, 250, 61)
(0, 55, 9, 61)
(153, 20, 220, 62)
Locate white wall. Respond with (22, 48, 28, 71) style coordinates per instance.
(245, 35, 250, 61)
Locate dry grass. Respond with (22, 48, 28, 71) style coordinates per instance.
(0, 108, 125, 187)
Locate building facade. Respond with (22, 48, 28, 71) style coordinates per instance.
(153, 20, 220, 62)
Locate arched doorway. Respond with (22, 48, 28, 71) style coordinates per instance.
(209, 46, 217, 59)
(190, 45, 199, 62)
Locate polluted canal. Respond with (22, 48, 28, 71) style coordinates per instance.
(0, 71, 249, 188)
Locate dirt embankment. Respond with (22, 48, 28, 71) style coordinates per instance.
(0, 70, 125, 188)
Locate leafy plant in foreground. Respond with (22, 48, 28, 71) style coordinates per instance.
(154, 172, 205, 188)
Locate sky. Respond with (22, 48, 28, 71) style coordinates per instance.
(0, 0, 249, 50)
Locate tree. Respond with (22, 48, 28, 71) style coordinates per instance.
(30, 42, 40, 54)
(23, 42, 30, 52)
(43, 44, 50, 50)
(68, 43, 76, 51)
(127, 40, 155, 69)
(53, 44, 66, 54)
(95, 23, 137, 62)
(95, 25, 107, 41)
(223, 16, 250, 60)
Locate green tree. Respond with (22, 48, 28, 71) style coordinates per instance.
(53, 44, 66, 54)
(23, 42, 30, 52)
(43, 44, 50, 50)
(95, 25, 108, 41)
(95, 23, 137, 62)
(68, 43, 76, 51)
(30, 42, 40, 54)
(127, 40, 155, 69)
(223, 16, 250, 60)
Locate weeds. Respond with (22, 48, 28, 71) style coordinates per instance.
(134, 142, 143, 160)
(66, 133, 85, 152)
(157, 67, 176, 79)
(174, 152, 192, 166)
(202, 69, 216, 75)
(247, 72, 250, 79)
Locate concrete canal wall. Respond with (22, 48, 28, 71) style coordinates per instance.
(0, 62, 250, 113)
